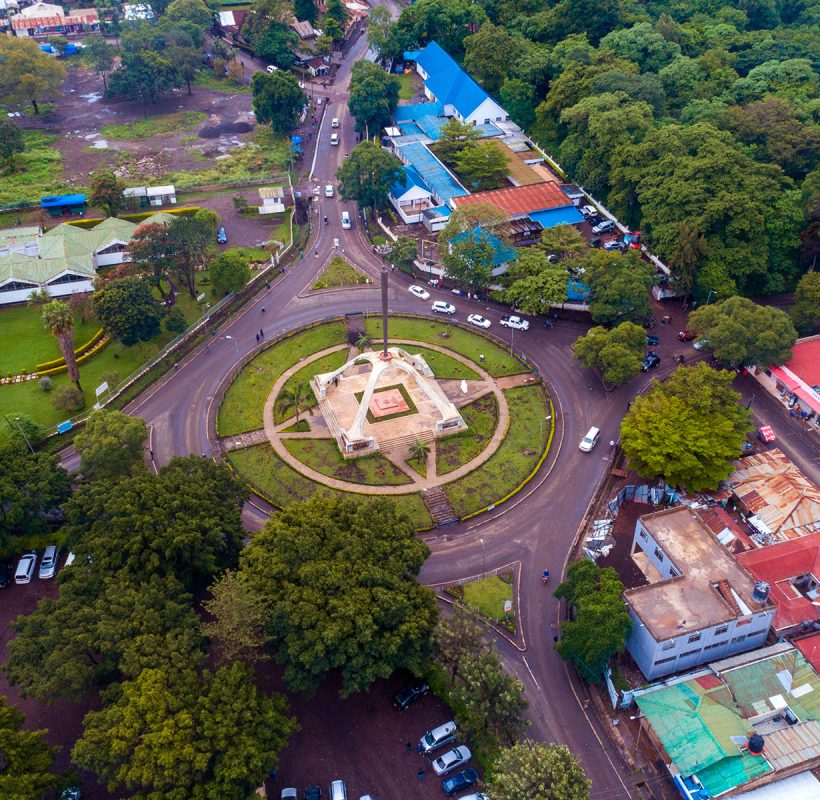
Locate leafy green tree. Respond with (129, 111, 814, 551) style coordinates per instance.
(127, 222, 173, 296)
(688, 296, 798, 367)
(210, 250, 251, 295)
(167, 215, 216, 298)
(165, 0, 212, 29)
(366, 5, 395, 57)
(434, 118, 483, 166)
(488, 741, 591, 800)
(53, 385, 85, 413)
(240, 495, 437, 697)
(0, 696, 57, 799)
(167, 45, 201, 95)
(433, 604, 491, 682)
(0, 36, 66, 114)
(337, 141, 404, 214)
(0, 119, 24, 172)
(554, 560, 631, 683)
(1, 413, 43, 452)
(388, 236, 418, 273)
(348, 61, 400, 136)
(72, 664, 296, 799)
(599, 22, 681, 72)
(74, 409, 148, 481)
(438, 204, 510, 248)
(252, 69, 306, 136)
(669, 220, 708, 298)
(203, 570, 269, 667)
(442, 230, 497, 293)
(89, 169, 126, 217)
(584, 250, 654, 325)
(0, 448, 70, 556)
(620, 363, 751, 490)
(537, 225, 589, 261)
(500, 78, 536, 128)
(42, 301, 81, 390)
(252, 23, 298, 68)
(791, 272, 820, 334)
(504, 248, 569, 317)
(573, 322, 646, 386)
(393, 0, 487, 56)
(84, 35, 116, 90)
(463, 23, 527, 94)
(409, 440, 430, 464)
(93, 277, 162, 346)
(455, 140, 508, 191)
(106, 50, 179, 103)
(164, 305, 187, 333)
(294, 0, 317, 23)
(325, 0, 347, 25)
(589, 70, 667, 117)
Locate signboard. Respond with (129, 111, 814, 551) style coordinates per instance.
(197, 293, 206, 303)
(57, 420, 73, 434)
(95, 381, 109, 397)
(504, 600, 512, 613)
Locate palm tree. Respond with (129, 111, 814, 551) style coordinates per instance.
(42, 300, 81, 391)
(26, 287, 50, 308)
(410, 439, 430, 464)
(355, 333, 371, 352)
(276, 382, 311, 424)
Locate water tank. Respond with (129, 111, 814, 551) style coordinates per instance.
(752, 582, 770, 604)
(784, 708, 798, 725)
(747, 734, 765, 755)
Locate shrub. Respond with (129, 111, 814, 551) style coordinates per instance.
(164, 306, 187, 334)
(101, 371, 121, 390)
(39, 376, 53, 392)
(53, 385, 85, 413)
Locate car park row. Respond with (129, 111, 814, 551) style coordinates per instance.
(4, 546, 68, 585)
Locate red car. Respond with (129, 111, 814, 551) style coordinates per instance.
(678, 329, 696, 341)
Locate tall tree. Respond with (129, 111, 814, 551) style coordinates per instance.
(93, 277, 163, 346)
(434, 118, 483, 165)
(433, 605, 491, 683)
(0, 696, 57, 799)
(240, 495, 437, 697)
(0, 119, 24, 172)
(337, 141, 404, 214)
(669, 220, 708, 298)
(89, 169, 126, 217)
(620, 363, 751, 490)
(0, 36, 66, 114)
(84, 36, 116, 91)
(488, 741, 591, 800)
(348, 61, 400, 136)
(791, 271, 820, 334)
(554, 560, 631, 683)
(42, 301, 81, 391)
(252, 70, 306, 136)
(573, 322, 646, 386)
(210, 249, 252, 295)
(388, 236, 418, 273)
(393, 0, 487, 56)
(366, 5, 396, 57)
(275, 382, 312, 424)
(455, 140, 509, 191)
(584, 250, 654, 325)
(106, 50, 179, 103)
(127, 221, 173, 295)
(74, 409, 148, 481)
(463, 23, 527, 94)
(442, 229, 498, 293)
(167, 45, 201, 95)
(689, 295, 798, 368)
(167, 216, 216, 298)
(504, 248, 569, 317)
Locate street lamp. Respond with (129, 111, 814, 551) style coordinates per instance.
(540, 415, 552, 443)
(222, 335, 240, 360)
(706, 290, 717, 305)
(479, 537, 486, 582)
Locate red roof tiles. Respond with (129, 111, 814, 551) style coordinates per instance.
(452, 181, 570, 216)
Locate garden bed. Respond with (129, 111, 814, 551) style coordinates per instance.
(312, 256, 370, 289)
(436, 394, 498, 475)
(446, 572, 515, 632)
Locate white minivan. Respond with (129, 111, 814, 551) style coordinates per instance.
(341, 211, 351, 229)
(579, 426, 600, 452)
(330, 133, 339, 146)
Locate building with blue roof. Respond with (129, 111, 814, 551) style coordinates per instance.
(450, 227, 517, 277)
(389, 166, 436, 224)
(414, 41, 507, 126)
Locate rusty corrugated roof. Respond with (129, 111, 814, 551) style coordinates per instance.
(452, 181, 570, 215)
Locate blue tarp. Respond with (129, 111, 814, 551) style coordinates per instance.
(529, 206, 585, 229)
(40, 194, 86, 209)
(452, 227, 516, 267)
(394, 101, 444, 123)
(397, 142, 467, 204)
(567, 278, 591, 302)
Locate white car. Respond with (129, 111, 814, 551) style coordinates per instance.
(693, 338, 711, 351)
(15, 553, 37, 584)
(467, 314, 491, 329)
(266, 65, 279, 73)
(409, 284, 430, 300)
(500, 315, 529, 330)
(458, 795, 489, 800)
(432, 300, 456, 315)
(580, 204, 597, 217)
(433, 745, 472, 776)
(281, 790, 297, 800)
(325, 184, 334, 197)
(331, 117, 340, 128)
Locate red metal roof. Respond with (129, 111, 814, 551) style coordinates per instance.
(786, 336, 820, 387)
(452, 181, 570, 216)
(795, 632, 820, 673)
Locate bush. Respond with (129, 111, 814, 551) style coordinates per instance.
(164, 306, 187, 334)
(101, 371, 121, 390)
(39, 376, 53, 392)
(53, 385, 85, 413)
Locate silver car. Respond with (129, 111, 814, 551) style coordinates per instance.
(15, 553, 37, 584)
(329, 780, 347, 800)
(433, 745, 472, 776)
(38, 545, 59, 579)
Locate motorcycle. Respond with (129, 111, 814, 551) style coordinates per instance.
(542, 570, 550, 584)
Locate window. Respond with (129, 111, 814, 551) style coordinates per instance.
(732, 634, 746, 643)
(639, 530, 648, 541)
(669, 568, 679, 578)
(687, 633, 702, 643)
(484, 118, 490, 124)
(654, 547, 665, 562)
(680, 649, 702, 658)
(705, 641, 728, 650)
(736, 618, 752, 627)
(661, 640, 675, 651)
(0, 281, 38, 293)
(714, 626, 728, 636)
(47, 273, 88, 285)
(654, 656, 677, 666)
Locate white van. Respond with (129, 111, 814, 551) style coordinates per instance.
(331, 117, 340, 128)
(330, 133, 339, 146)
(341, 211, 351, 229)
(579, 426, 600, 452)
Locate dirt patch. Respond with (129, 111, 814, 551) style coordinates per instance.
(199, 121, 254, 138)
(596, 500, 652, 590)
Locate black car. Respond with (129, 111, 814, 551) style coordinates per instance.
(442, 768, 480, 795)
(641, 351, 661, 371)
(392, 680, 429, 710)
(304, 786, 322, 800)
(646, 335, 660, 346)
(0, 560, 11, 589)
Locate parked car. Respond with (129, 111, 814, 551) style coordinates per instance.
(331, 117, 340, 128)
(433, 746, 472, 776)
(419, 721, 457, 754)
(59, 787, 81, 800)
(0, 559, 11, 589)
(38, 545, 59, 580)
(457, 795, 489, 800)
(304, 787, 322, 800)
(329, 780, 347, 800)
(646, 335, 660, 346)
(330, 133, 339, 146)
(15, 552, 37, 584)
(392, 680, 429, 710)
(592, 219, 616, 234)
(580, 204, 597, 217)
(325, 184, 334, 197)
(678, 329, 696, 341)
(266, 65, 279, 73)
(500, 315, 529, 330)
(408, 285, 430, 301)
(693, 338, 710, 351)
(341, 211, 351, 229)
(282, 790, 298, 800)
(216, 227, 227, 244)
(589, 237, 602, 248)
(431, 301, 456, 315)
(603, 239, 626, 251)
(442, 769, 479, 796)
(467, 314, 491, 329)
(641, 351, 661, 371)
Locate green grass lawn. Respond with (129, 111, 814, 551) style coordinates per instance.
(365, 317, 525, 378)
(194, 71, 252, 94)
(218, 322, 347, 435)
(437, 393, 498, 475)
(459, 574, 515, 631)
(312, 256, 370, 289)
(228, 443, 432, 527)
(282, 419, 309, 432)
(274, 349, 348, 423)
(446, 386, 551, 517)
(3, 131, 72, 206)
(0, 305, 100, 375)
(400, 345, 480, 380)
(405, 455, 427, 478)
(101, 112, 208, 141)
(395, 72, 418, 101)
(283, 438, 412, 486)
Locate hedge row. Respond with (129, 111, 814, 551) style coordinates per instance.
(63, 206, 202, 231)
(37, 334, 109, 376)
(36, 328, 105, 372)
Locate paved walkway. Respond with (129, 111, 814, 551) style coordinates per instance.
(250, 339, 511, 494)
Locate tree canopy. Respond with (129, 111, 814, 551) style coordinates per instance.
(0, 696, 57, 799)
(93, 277, 163, 346)
(573, 322, 646, 386)
(336, 142, 404, 213)
(0, 36, 66, 114)
(74, 409, 148, 481)
(89, 170, 126, 217)
(584, 250, 654, 325)
(503, 247, 569, 316)
(210, 249, 252, 295)
(348, 61, 400, 135)
(488, 741, 591, 800)
(239, 495, 437, 697)
(252, 69, 306, 136)
(620, 363, 751, 490)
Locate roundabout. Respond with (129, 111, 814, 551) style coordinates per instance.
(213, 317, 554, 527)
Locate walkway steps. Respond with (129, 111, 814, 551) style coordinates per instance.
(423, 485, 457, 526)
(221, 429, 269, 452)
(379, 429, 434, 456)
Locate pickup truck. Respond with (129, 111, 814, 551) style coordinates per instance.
(500, 315, 529, 331)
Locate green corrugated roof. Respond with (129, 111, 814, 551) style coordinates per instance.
(696, 751, 772, 796)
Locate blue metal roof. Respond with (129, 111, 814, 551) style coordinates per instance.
(452, 227, 516, 267)
(390, 166, 431, 199)
(41, 194, 86, 208)
(403, 50, 421, 62)
(394, 101, 444, 123)
(415, 41, 490, 118)
(397, 141, 467, 204)
(528, 206, 585, 229)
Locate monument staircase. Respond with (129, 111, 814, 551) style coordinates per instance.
(422, 485, 457, 526)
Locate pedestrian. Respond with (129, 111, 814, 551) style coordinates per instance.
(149, 450, 154, 461)
(626, 401, 631, 411)
(261, 306, 266, 313)
(174, 362, 179, 371)
(609, 440, 615, 450)
(315, 248, 319, 257)
(416, 743, 423, 754)
(256, 333, 260, 343)
(265, 280, 270, 289)
(406, 742, 412, 753)
(259, 329, 264, 339)
(417, 770, 425, 781)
